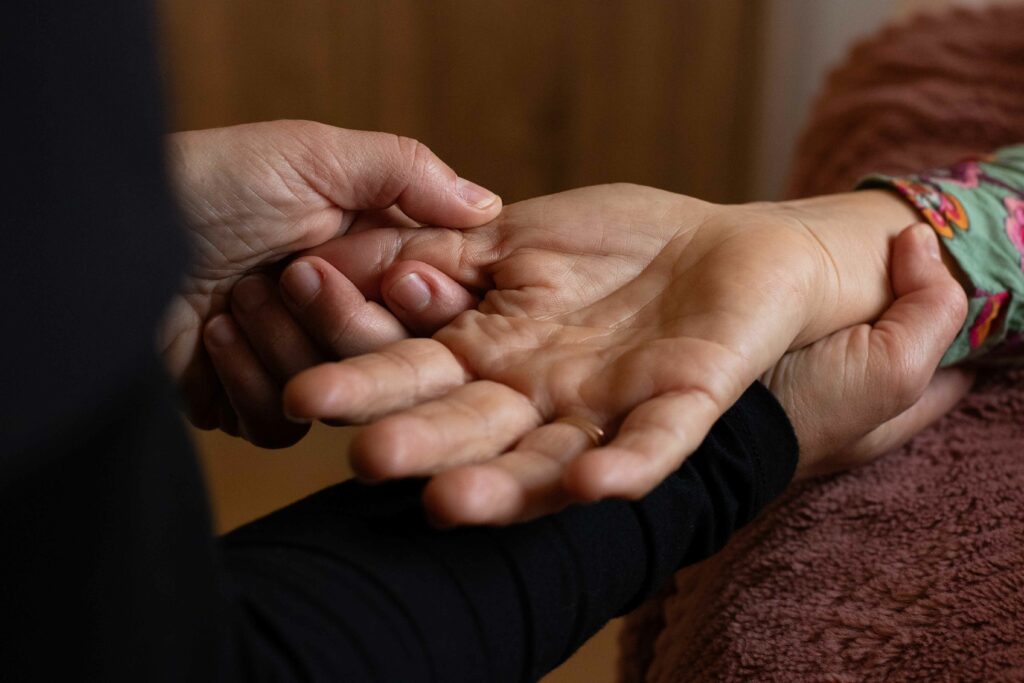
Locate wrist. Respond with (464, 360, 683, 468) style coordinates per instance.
(774, 189, 922, 346)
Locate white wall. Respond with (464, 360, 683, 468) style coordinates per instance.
(750, 0, 896, 200)
(750, 0, 1006, 200)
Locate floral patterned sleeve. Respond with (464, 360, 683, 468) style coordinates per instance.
(859, 145, 1024, 366)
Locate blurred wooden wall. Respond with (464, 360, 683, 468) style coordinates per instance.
(158, 3, 762, 681)
(160, 0, 762, 204)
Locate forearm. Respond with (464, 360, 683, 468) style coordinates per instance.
(221, 382, 797, 682)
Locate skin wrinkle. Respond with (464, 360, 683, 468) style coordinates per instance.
(372, 346, 432, 415)
(368, 136, 419, 210)
(253, 159, 315, 219)
(323, 293, 376, 354)
(187, 230, 236, 278)
(617, 390, 714, 456)
(544, 349, 608, 422)
(288, 123, 351, 203)
(440, 383, 541, 463)
(452, 227, 488, 290)
(464, 218, 510, 271)
(559, 225, 701, 331)
(646, 340, 745, 410)
(392, 136, 436, 199)
(561, 261, 670, 330)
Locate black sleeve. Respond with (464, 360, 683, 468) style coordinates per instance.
(221, 381, 797, 683)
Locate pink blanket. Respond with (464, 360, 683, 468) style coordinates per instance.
(619, 7, 1024, 681)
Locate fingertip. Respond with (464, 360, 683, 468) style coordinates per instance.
(935, 366, 977, 398)
(349, 420, 416, 481)
(387, 272, 433, 314)
(913, 222, 942, 262)
(381, 260, 478, 335)
(424, 467, 516, 527)
(281, 258, 325, 309)
(563, 450, 632, 502)
(281, 367, 337, 422)
(455, 177, 502, 214)
(892, 223, 955, 296)
(281, 255, 410, 356)
(204, 314, 242, 352)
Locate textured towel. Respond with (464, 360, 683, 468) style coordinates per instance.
(619, 6, 1024, 682)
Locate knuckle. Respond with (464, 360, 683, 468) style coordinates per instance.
(324, 306, 369, 356)
(949, 285, 969, 328)
(396, 135, 437, 181)
(889, 358, 930, 413)
(368, 134, 438, 206)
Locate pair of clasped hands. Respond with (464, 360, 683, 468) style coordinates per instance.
(161, 121, 971, 526)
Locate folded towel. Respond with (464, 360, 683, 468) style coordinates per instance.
(619, 6, 1024, 681)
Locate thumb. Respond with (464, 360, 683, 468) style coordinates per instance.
(865, 223, 968, 421)
(381, 260, 480, 336)
(290, 123, 502, 228)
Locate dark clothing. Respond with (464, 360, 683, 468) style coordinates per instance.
(0, 3, 798, 682)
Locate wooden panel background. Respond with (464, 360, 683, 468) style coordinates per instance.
(160, 0, 761, 204)
(158, 2, 763, 681)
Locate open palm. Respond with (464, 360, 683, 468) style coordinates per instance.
(284, 184, 851, 518)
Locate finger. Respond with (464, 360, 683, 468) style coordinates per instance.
(204, 314, 309, 448)
(302, 226, 491, 302)
(231, 274, 325, 379)
(836, 367, 974, 471)
(350, 381, 542, 480)
(868, 223, 968, 401)
(381, 260, 479, 336)
(564, 389, 723, 501)
(423, 420, 595, 526)
(280, 256, 410, 357)
(291, 125, 502, 227)
(282, 338, 471, 423)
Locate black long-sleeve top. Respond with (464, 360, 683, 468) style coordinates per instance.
(0, 3, 798, 682)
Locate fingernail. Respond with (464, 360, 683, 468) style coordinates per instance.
(233, 276, 269, 313)
(206, 316, 235, 347)
(282, 261, 322, 306)
(917, 224, 942, 260)
(456, 177, 498, 210)
(388, 272, 432, 312)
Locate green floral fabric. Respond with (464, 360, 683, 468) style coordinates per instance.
(860, 145, 1024, 366)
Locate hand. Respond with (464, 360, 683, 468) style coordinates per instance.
(266, 184, 935, 522)
(763, 223, 970, 480)
(158, 120, 501, 446)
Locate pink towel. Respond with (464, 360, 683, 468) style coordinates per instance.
(619, 7, 1024, 681)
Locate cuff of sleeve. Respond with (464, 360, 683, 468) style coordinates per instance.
(741, 381, 799, 514)
(857, 149, 1024, 365)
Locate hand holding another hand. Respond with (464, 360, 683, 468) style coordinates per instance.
(763, 223, 970, 481)
(211, 183, 967, 524)
(158, 121, 501, 445)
